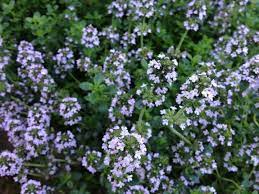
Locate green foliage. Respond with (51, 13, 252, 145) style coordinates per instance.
(0, 0, 258, 193)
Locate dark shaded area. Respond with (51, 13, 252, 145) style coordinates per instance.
(0, 177, 20, 194)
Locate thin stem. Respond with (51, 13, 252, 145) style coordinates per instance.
(140, 34, 144, 49)
(125, 22, 133, 53)
(53, 158, 78, 165)
(140, 18, 145, 49)
(176, 30, 188, 55)
(219, 109, 224, 115)
(169, 127, 192, 145)
(24, 159, 78, 168)
(128, 21, 132, 34)
(68, 72, 80, 85)
(27, 172, 44, 178)
(215, 169, 242, 191)
(85, 49, 93, 57)
(221, 177, 242, 191)
(6, 71, 19, 87)
(10, 96, 30, 109)
(253, 114, 259, 128)
(137, 107, 146, 130)
(248, 166, 255, 180)
(24, 162, 46, 168)
(53, 158, 67, 163)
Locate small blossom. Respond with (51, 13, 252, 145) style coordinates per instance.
(0, 151, 22, 177)
(81, 24, 100, 48)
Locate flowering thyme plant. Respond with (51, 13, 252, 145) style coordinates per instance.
(0, 0, 258, 193)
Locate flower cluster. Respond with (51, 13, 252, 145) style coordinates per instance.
(100, 26, 120, 44)
(137, 53, 178, 107)
(21, 179, 48, 194)
(24, 125, 49, 158)
(102, 125, 147, 192)
(132, 47, 153, 61)
(147, 54, 178, 85)
(53, 47, 74, 79)
(160, 53, 258, 187)
(17, 41, 56, 104)
(81, 24, 100, 48)
(54, 130, 77, 153)
(184, 0, 207, 31)
(143, 153, 174, 193)
(27, 104, 50, 129)
(108, 90, 135, 123)
(103, 49, 131, 90)
(128, 0, 156, 20)
(225, 25, 250, 58)
(108, 0, 156, 20)
(0, 0, 257, 193)
(82, 150, 102, 174)
(212, 24, 253, 63)
(59, 97, 82, 126)
(107, 0, 128, 18)
(208, 1, 248, 34)
(0, 43, 11, 97)
(0, 151, 22, 176)
(76, 57, 92, 72)
(121, 32, 136, 48)
(133, 24, 152, 37)
(0, 101, 26, 149)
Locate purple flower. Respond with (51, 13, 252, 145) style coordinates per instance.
(21, 179, 48, 194)
(0, 151, 22, 177)
(81, 25, 100, 48)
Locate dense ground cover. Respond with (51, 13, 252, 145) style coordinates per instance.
(0, 0, 258, 193)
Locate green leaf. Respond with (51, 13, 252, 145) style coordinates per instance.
(191, 55, 201, 66)
(84, 93, 98, 104)
(0, 82, 5, 92)
(93, 73, 104, 84)
(173, 108, 187, 125)
(2, 0, 15, 14)
(141, 59, 148, 69)
(67, 180, 73, 189)
(80, 82, 93, 91)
